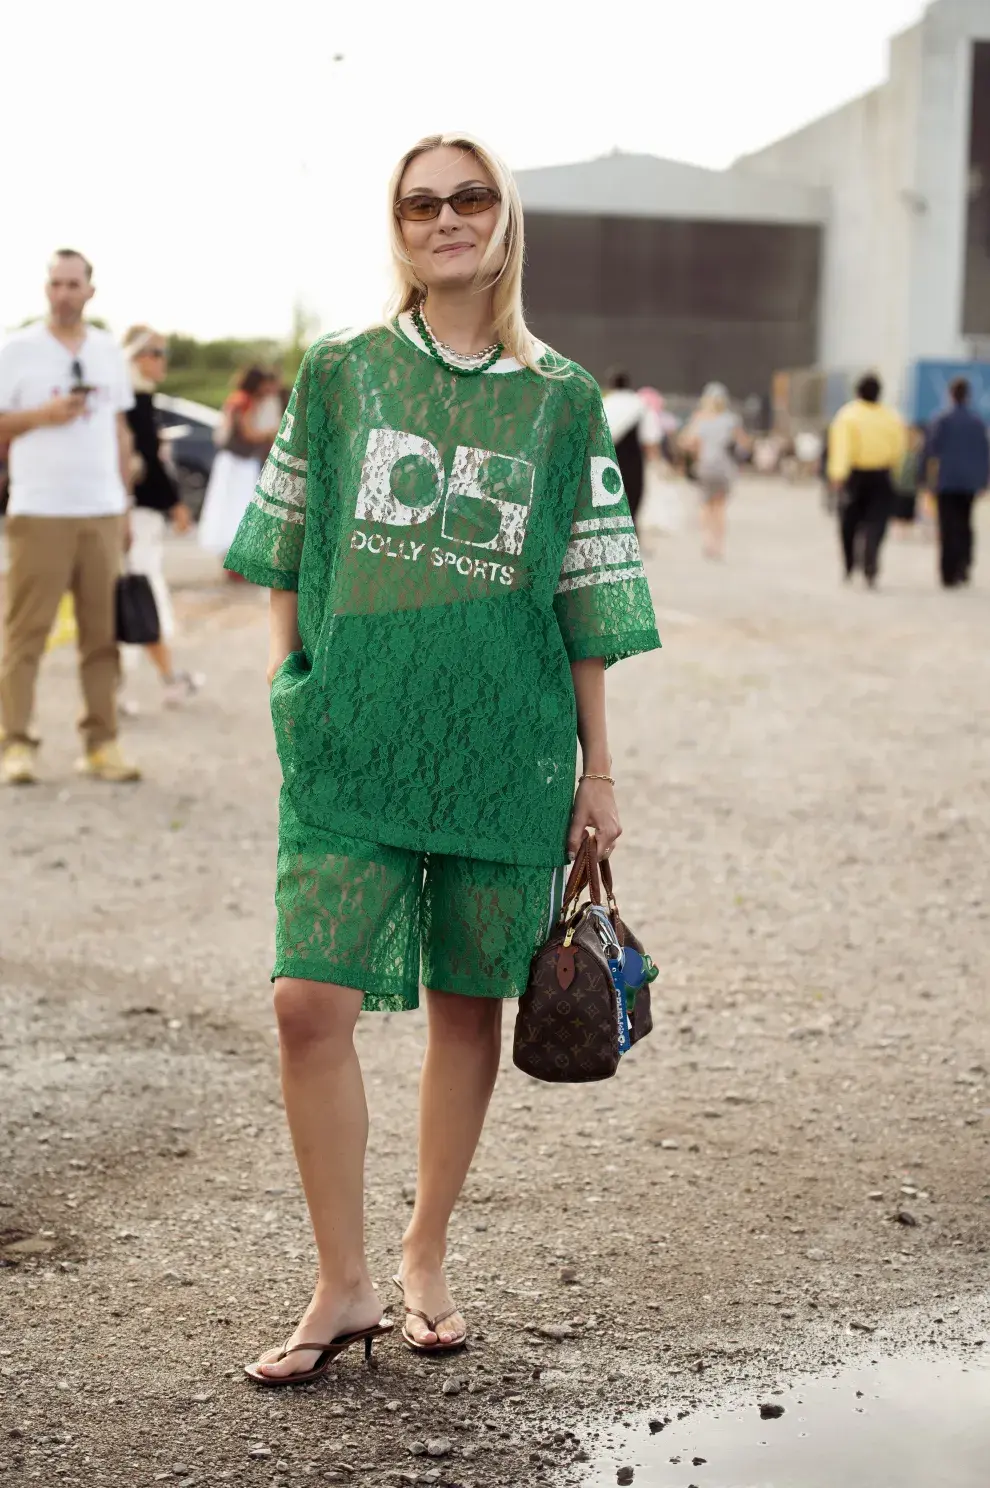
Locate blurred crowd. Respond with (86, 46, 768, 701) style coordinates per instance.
(1, 249, 988, 787)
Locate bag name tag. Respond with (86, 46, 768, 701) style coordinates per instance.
(608, 955, 631, 1055)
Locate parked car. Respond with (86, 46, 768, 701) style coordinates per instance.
(155, 393, 222, 520)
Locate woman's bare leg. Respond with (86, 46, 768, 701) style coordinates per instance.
(252, 978, 382, 1379)
(144, 639, 175, 680)
(710, 491, 727, 557)
(400, 991, 503, 1344)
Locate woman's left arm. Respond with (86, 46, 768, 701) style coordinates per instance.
(568, 656, 621, 860)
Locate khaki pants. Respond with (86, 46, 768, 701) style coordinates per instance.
(1, 514, 124, 752)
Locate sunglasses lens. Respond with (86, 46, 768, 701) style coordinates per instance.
(452, 188, 499, 216)
(397, 196, 440, 222)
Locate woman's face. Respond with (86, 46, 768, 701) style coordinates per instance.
(136, 338, 168, 386)
(396, 147, 502, 296)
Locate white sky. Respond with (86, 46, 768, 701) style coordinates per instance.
(1, 0, 929, 342)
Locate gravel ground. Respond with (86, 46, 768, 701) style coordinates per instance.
(2, 480, 989, 1487)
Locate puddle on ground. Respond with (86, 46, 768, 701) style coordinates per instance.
(586, 1351, 990, 1488)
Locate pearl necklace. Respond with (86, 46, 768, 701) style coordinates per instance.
(413, 302, 504, 376)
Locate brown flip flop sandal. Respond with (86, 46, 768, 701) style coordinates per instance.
(391, 1274, 468, 1354)
(244, 1318, 393, 1386)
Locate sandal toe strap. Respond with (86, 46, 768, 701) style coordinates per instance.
(282, 1341, 333, 1356)
(406, 1305, 459, 1331)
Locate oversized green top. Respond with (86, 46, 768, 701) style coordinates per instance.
(226, 315, 661, 867)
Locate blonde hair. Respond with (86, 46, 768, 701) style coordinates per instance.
(121, 323, 162, 360)
(700, 381, 729, 415)
(386, 133, 549, 376)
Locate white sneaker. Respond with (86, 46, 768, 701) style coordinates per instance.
(76, 740, 141, 782)
(163, 671, 205, 709)
(2, 742, 38, 785)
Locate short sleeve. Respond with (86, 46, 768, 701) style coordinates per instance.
(110, 344, 134, 413)
(553, 392, 661, 667)
(224, 356, 309, 590)
(639, 407, 663, 446)
(0, 341, 21, 412)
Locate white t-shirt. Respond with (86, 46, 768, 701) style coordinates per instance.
(603, 388, 662, 448)
(0, 323, 133, 517)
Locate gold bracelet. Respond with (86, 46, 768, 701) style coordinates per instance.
(580, 772, 615, 785)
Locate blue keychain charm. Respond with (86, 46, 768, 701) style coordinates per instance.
(608, 952, 632, 1055)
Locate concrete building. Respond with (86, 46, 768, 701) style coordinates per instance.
(736, 0, 990, 416)
(517, 0, 990, 420)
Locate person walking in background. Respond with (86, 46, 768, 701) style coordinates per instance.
(198, 366, 281, 575)
(602, 370, 659, 531)
(636, 386, 680, 537)
(923, 377, 989, 588)
(828, 373, 906, 589)
(121, 325, 204, 707)
(681, 382, 742, 560)
(0, 250, 140, 785)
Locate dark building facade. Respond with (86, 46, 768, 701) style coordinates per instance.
(963, 39, 990, 338)
(522, 211, 823, 399)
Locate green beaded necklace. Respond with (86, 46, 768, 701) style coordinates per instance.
(411, 302, 504, 377)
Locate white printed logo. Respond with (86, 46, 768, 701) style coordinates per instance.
(590, 456, 625, 507)
(354, 428, 535, 556)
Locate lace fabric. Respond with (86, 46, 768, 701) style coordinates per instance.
(273, 791, 568, 1011)
(226, 319, 661, 868)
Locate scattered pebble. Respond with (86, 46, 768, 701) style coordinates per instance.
(426, 1438, 452, 1457)
(3, 1236, 56, 1257)
(894, 1210, 919, 1227)
(535, 1323, 574, 1340)
(617, 1468, 635, 1485)
(760, 1404, 785, 1420)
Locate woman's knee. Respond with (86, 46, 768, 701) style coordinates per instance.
(426, 989, 502, 1046)
(273, 978, 361, 1051)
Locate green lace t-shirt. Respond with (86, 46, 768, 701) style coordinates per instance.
(226, 316, 661, 867)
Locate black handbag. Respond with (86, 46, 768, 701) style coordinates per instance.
(115, 573, 161, 645)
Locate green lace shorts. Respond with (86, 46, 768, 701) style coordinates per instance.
(273, 792, 566, 1012)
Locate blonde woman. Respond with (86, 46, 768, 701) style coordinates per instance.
(121, 326, 203, 706)
(682, 381, 743, 560)
(229, 134, 661, 1384)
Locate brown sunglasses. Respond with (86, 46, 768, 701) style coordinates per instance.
(394, 185, 501, 223)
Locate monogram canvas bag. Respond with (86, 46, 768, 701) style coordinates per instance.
(513, 836, 657, 1083)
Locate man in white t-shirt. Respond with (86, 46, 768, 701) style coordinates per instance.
(0, 250, 141, 784)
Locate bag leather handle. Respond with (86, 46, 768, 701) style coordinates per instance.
(561, 835, 624, 939)
(561, 832, 604, 912)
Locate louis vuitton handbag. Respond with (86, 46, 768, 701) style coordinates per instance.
(513, 834, 658, 1083)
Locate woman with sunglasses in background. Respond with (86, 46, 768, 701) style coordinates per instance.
(228, 134, 660, 1385)
(120, 326, 204, 708)
(198, 365, 282, 578)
